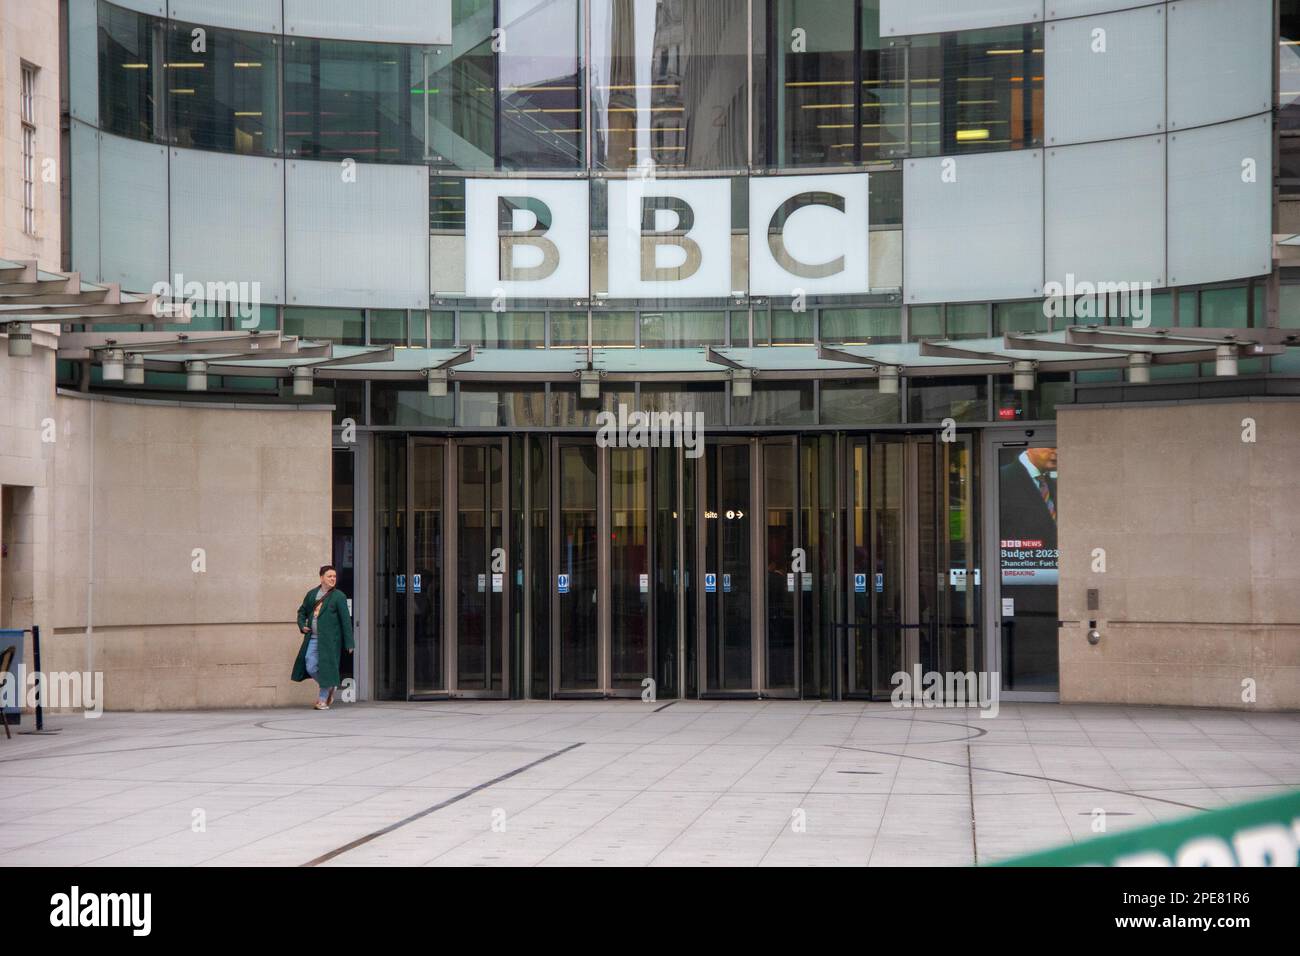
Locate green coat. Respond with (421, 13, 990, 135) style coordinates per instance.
(291, 586, 354, 689)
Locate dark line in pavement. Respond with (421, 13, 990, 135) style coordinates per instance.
(835, 744, 1208, 812)
(301, 742, 585, 867)
(653, 701, 677, 712)
(966, 744, 978, 866)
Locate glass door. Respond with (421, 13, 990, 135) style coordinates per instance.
(554, 440, 600, 693)
(410, 440, 445, 696)
(989, 433, 1059, 696)
(762, 438, 799, 696)
(700, 441, 755, 695)
(610, 446, 652, 692)
(451, 439, 508, 696)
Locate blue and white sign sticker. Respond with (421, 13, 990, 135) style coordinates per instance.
(874, 573, 884, 593)
(723, 573, 731, 593)
(557, 573, 570, 594)
(413, 573, 421, 594)
(705, 572, 717, 593)
(396, 574, 406, 594)
(854, 573, 866, 593)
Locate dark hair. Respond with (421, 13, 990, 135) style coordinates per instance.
(319, 565, 336, 577)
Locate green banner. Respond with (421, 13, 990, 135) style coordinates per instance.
(993, 790, 1300, 867)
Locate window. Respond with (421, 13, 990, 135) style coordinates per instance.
(907, 26, 1043, 156)
(98, 3, 157, 141)
(21, 63, 37, 235)
(284, 37, 427, 162)
(166, 20, 280, 156)
(589, 0, 748, 170)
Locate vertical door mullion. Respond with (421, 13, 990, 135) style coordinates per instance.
(597, 441, 611, 694)
(446, 440, 459, 693)
(501, 436, 511, 698)
(404, 436, 415, 700)
(751, 439, 762, 694)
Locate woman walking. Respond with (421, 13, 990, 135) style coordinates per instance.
(291, 565, 354, 710)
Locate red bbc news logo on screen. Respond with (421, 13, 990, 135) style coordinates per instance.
(1000, 539, 1043, 548)
(997, 408, 1019, 420)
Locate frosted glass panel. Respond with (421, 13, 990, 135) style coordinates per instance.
(903, 151, 1044, 304)
(1167, 116, 1272, 286)
(170, 149, 286, 304)
(1168, 0, 1272, 130)
(284, 0, 452, 45)
(286, 160, 429, 309)
(68, 0, 98, 126)
(100, 133, 169, 293)
(1046, 1, 1161, 19)
(168, 0, 281, 33)
(70, 121, 100, 281)
(880, 0, 1042, 36)
(1045, 135, 1164, 289)
(1045, 5, 1165, 146)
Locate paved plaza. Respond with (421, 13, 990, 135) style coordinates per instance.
(1, 701, 1298, 866)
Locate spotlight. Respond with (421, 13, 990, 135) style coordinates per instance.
(877, 366, 900, 395)
(102, 349, 125, 382)
(185, 360, 208, 392)
(292, 366, 314, 397)
(1215, 344, 1238, 377)
(1127, 352, 1151, 384)
(1012, 360, 1036, 391)
(731, 367, 753, 398)
(425, 368, 448, 397)
(6, 322, 32, 357)
(124, 353, 145, 385)
(579, 368, 601, 400)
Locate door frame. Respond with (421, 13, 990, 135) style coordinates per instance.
(407, 436, 448, 699)
(550, 436, 605, 697)
(758, 435, 801, 699)
(446, 436, 511, 699)
(982, 427, 1060, 703)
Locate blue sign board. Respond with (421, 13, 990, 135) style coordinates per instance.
(412, 573, 421, 594)
(396, 574, 406, 593)
(557, 573, 570, 594)
(874, 573, 883, 593)
(723, 573, 731, 593)
(705, 572, 717, 593)
(854, 573, 866, 593)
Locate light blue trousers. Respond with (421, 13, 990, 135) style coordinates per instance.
(305, 637, 331, 701)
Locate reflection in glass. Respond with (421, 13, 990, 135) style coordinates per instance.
(907, 27, 1043, 156)
(374, 436, 407, 699)
(457, 444, 505, 690)
(764, 442, 797, 690)
(611, 448, 651, 688)
(870, 437, 904, 697)
(705, 443, 752, 691)
(820, 379, 900, 424)
(558, 444, 599, 690)
(908, 377, 988, 423)
(640, 310, 725, 347)
(99, 2, 157, 141)
(412, 442, 444, 693)
(590, 0, 748, 170)
(166, 20, 279, 155)
(499, 0, 583, 169)
(284, 37, 425, 162)
(460, 311, 545, 348)
(771, 0, 856, 166)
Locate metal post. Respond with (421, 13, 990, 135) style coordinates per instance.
(19, 625, 61, 735)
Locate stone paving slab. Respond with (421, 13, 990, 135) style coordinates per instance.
(0, 700, 1296, 866)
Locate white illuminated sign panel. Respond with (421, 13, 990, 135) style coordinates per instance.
(464, 179, 589, 298)
(747, 173, 869, 296)
(607, 178, 732, 298)
(461, 173, 868, 299)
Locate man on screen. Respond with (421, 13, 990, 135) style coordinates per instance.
(999, 447, 1058, 550)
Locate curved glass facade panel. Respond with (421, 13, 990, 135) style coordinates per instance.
(166, 20, 280, 155)
(589, 0, 749, 171)
(99, 1, 157, 141)
(284, 37, 428, 162)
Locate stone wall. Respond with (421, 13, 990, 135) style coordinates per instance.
(1057, 399, 1300, 710)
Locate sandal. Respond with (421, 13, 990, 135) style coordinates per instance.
(313, 700, 329, 710)
(326, 687, 336, 707)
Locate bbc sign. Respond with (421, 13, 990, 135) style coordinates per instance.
(463, 173, 869, 299)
